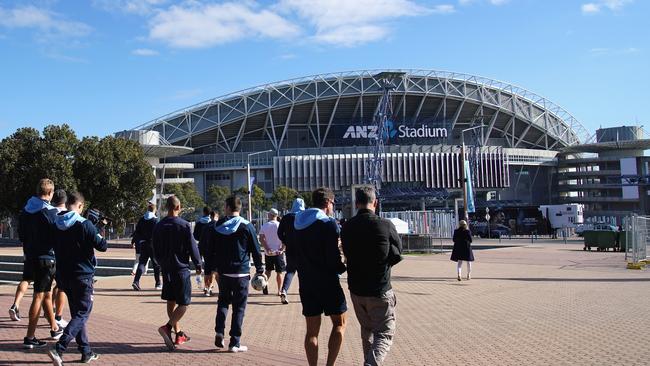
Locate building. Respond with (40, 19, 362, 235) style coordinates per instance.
(125, 69, 648, 229)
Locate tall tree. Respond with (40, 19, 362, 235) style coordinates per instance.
(272, 185, 299, 211)
(234, 184, 271, 212)
(163, 182, 206, 221)
(74, 136, 155, 227)
(207, 184, 231, 215)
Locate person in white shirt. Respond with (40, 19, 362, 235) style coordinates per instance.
(259, 209, 285, 296)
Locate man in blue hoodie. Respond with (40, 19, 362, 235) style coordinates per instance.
(277, 197, 305, 305)
(131, 202, 161, 291)
(294, 187, 347, 366)
(47, 192, 107, 366)
(153, 195, 202, 351)
(194, 206, 213, 295)
(202, 196, 264, 353)
(19, 178, 63, 349)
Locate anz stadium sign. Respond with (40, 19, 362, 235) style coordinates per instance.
(342, 120, 449, 140)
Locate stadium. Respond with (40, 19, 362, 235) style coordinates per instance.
(124, 69, 650, 232)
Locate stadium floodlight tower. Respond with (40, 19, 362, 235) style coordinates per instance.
(365, 72, 406, 196)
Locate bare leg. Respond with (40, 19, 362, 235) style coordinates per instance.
(42, 292, 58, 331)
(204, 272, 212, 290)
(54, 288, 67, 319)
(276, 273, 283, 295)
(326, 313, 347, 366)
(12, 281, 29, 309)
(168, 304, 187, 333)
(305, 315, 322, 366)
(26, 292, 46, 338)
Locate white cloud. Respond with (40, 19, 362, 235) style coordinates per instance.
(279, 0, 447, 46)
(489, 0, 509, 5)
(581, 0, 632, 14)
(458, 0, 509, 5)
(589, 46, 640, 55)
(0, 5, 91, 39)
(149, 2, 299, 48)
(93, 0, 168, 15)
(132, 48, 159, 56)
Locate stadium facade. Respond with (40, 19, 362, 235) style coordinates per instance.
(127, 69, 649, 227)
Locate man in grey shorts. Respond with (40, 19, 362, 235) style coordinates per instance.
(341, 186, 403, 366)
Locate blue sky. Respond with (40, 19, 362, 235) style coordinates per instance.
(0, 0, 648, 139)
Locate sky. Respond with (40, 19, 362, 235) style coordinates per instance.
(0, 0, 648, 140)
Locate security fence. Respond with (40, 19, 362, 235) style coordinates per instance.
(624, 214, 650, 265)
(380, 210, 456, 252)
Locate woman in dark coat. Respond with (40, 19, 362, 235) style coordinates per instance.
(451, 220, 474, 281)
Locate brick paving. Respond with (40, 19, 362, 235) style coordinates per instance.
(1, 240, 650, 365)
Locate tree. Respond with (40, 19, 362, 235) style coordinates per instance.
(207, 184, 231, 215)
(163, 182, 206, 221)
(234, 184, 271, 212)
(299, 191, 313, 208)
(0, 125, 78, 216)
(272, 185, 299, 211)
(74, 136, 155, 228)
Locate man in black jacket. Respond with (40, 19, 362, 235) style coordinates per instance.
(277, 197, 305, 304)
(341, 186, 403, 366)
(48, 192, 108, 365)
(154, 196, 202, 351)
(131, 202, 161, 291)
(294, 187, 347, 366)
(202, 196, 264, 353)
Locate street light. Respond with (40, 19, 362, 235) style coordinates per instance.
(247, 150, 273, 222)
(460, 125, 485, 221)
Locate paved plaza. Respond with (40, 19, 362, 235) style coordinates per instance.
(1, 240, 649, 365)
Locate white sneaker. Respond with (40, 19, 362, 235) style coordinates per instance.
(56, 318, 68, 329)
(48, 347, 63, 366)
(229, 345, 248, 353)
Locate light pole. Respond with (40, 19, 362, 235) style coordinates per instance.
(460, 125, 484, 221)
(247, 150, 273, 222)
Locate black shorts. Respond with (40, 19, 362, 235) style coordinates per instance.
(203, 258, 217, 274)
(299, 281, 347, 317)
(21, 260, 34, 282)
(161, 270, 192, 306)
(265, 255, 286, 273)
(33, 259, 56, 293)
(285, 254, 297, 273)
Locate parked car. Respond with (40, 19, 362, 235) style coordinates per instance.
(473, 223, 511, 238)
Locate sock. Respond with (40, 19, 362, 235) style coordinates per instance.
(55, 315, 62, 321)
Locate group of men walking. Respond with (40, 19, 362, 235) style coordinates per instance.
(11, 177, 403, 366)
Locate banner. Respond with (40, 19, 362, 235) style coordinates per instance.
(249, 176, 255, 192)
(464, 161, 475, 213)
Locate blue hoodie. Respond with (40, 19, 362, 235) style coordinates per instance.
(277, 198, 305, 259)
(294, 208, 346, 284)
(193, 215, 212, 243)
(53, 210, 108, 279)
(202, 215, 264, 276)
(131, 212, 158, 249)
(18, 196, 57, 260)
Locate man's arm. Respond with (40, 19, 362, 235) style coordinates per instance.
(325, 221, 346, 275)
(187, 224, 202, 273)
(387, 221, 403, 266)
(247, 224, 265, 274)
(84, 221, 108, 252)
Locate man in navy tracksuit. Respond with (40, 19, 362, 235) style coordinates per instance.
(277, 197, 305, 304)
(131, 202, 161, 291)
(154, 196, 202, 351)
(48, 192, 107, 365)
(19, 178, 63, 349)
(202, 196, 264, 353)
(193, 206, 213, 295)
(294, 187, 347, 366)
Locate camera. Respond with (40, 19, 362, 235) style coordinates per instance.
(86, 208, 112, 228)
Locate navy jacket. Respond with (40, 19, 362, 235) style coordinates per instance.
(131, 213, 158, 249)
(294, 208, 346, 285)
(202, 215, 264, 276)
(193, 216, 211, 242)
(152, 216, 201, 273)
(18, 196, 56, 261)
(277, 213, 297, 258)
(341, 208, 403, 296)
(54, 210, 108, 279)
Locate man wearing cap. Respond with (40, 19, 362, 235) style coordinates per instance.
(277, 198, 305, 304)
(259, 208, 285, 296)
(131, 202, 161, 291)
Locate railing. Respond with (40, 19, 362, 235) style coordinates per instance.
(380, 210, 456, 252)
(624, 214, 650, 266)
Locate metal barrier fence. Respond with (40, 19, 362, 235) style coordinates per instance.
(624, 214, 650, 264)
(380, 210, 456, 252)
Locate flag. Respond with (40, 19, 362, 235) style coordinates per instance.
(464, 161, 475, 213)
(249, 176, 255, 193)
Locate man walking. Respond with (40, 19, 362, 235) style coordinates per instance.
(153, 196, 202, 351)
(132, 202, 161, 291)
(259, 208, 285, 296)
(341, 186, 403, 366)
(202, 196, 264, 353)
(294, 187, 347, 366)
(19, 178, 63, 349)
(50, 189, 69, 330)
(48, 192, 107, 365)
(194, 206, 213, 296)
(277, 198, 305, 304)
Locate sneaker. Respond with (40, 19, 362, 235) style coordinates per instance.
(467, 274, 471, 280)
(262, 286, 269, 295)
(209, 289, 214, 297)
(9, 305, 20, 321)
(47, 347, 63, 366)
(457, 275, 461, 281)
(132, 282, 141, 291)
(280, 293, 288, 305)
(155, 284, 163, 290)
(174, 331, 191, 345)
(23, 337, 47, 349)
(203, 288, 209, 296)
(50, 328, 64, 340)
(158, 324, 175, 351)
(81, 352, 100, 363)
(229, 345, 248, 353)
(214, 333, 225, 348)
(56, 318, 68, 329)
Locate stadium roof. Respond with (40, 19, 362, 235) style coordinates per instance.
(134, 69, 591, 151)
